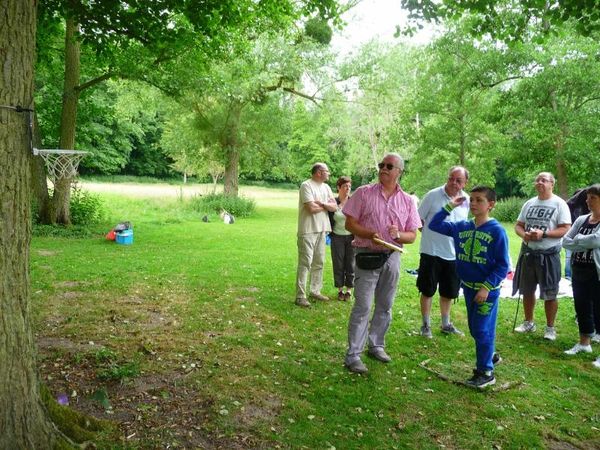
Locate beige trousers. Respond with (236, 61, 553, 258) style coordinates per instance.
(295, 232, 327, 299)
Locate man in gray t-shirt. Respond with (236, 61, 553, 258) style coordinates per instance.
(514, 172, 571, 340)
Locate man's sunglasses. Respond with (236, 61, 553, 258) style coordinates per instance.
(378, 162, 399, 170)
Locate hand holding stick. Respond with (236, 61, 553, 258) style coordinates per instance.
(373, 237, 405, 253)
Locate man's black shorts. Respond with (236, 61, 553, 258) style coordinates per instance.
(416, 253, 460, 299)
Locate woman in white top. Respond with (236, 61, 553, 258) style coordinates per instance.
(329, 176, 355, 301)
(562, 184, 600, 368)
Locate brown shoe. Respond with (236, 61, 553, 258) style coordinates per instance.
(295, 298, 311, 308)
(309, 292, 329, 301)
(337, 291, 345, 301)
(344, 292, 352, 301)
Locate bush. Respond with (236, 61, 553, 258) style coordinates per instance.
(494, 196, 526, 222)
(70, 186, 106, 225)
(190, 193, 256, 218)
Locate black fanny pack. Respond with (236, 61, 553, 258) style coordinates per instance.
(355, 252, 390, 270)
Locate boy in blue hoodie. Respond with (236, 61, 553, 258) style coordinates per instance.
(429, 186, 509, 388)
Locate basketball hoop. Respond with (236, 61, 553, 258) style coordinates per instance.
(33, 148, 88, 181)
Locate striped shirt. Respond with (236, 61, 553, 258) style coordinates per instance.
(343, 183, 421, 251)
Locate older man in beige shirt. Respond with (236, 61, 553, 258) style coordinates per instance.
(295, 163, 337, 307)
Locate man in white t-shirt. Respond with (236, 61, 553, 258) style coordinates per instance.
(417, 166, 470, 338)
(513, 172, 571, 340)
(295, 163, 337, 307)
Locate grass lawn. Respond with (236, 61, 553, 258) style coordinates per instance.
(31, 184, 600, 449)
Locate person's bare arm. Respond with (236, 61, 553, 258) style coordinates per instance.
(396, 230, 417, 244)
(515, 221, 531, 242)
(303, 201, 326, 214)
(321, 198, 337, 213)
(345, 215, 378, 240)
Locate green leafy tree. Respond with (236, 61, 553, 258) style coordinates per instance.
(401, 31, 514, 193)
(171, 32, 336, 196)
(498, 29, 600, 197)
(161, 110, 225, 186)
(401, 0, 600, 41)
(337, 42, 422, 182)
(36, 0, 344, 222)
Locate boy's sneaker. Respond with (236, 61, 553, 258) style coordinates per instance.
(441, 323, 465, 336)
(514, 321, 536, 333)
(543, 326, 557, 341)
(591, 334, 600, 343)
(420, 325, 433, 339)
(465, 369, 496, 389)
(593, 357, 600, 369)
(492, 353, 502, 365)
(564, 343, 592, 355)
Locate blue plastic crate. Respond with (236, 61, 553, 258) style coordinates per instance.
(115, 229, 133, 245)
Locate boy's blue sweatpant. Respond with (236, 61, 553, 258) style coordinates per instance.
(463, 285, 499, 372)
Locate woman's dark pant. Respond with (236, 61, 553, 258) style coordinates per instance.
(330, 234, 355, 288)
(572, 274, 600, 336)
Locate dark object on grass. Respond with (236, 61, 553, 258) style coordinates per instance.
(114, 221, 132, 232)
(201, 215, 209, 222)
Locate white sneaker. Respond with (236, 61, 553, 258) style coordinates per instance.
(591, 334, 600, 343)
(514, 321, 536, 333)
(593, 357, 600, 369)
(543, 326, 557, 341)
(564, 343, 592, 355)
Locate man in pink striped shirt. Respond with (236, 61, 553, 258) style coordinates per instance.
(342, 153, 421, 374)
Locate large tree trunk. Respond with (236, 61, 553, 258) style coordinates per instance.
(30, 110, 53, 224)
(0, 1, 59, 446)
(54, 15, 81, 224)
(222, 103, 242, 197)
(53, 178, 73, 225)
(223, 147, 240, 197)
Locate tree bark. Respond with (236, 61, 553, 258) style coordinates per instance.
(223, 147, 240, 197)
(54, 15, 82, 224)
(30, 110, 53, 224)
(0, 1, 59, 446)
(222, 103, 242, 197)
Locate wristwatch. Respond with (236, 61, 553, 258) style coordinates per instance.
(542, 230, 548, 238)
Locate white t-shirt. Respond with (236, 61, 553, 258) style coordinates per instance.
(517, 194, 571, 250)
(418, 185, 469, 260)
(297, 179, 334, 235)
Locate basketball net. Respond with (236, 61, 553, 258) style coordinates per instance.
(34, 148, 88, 182)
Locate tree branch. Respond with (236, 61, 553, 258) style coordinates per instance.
(574, 96, 600, 111)
(75, 71, 116, 93)
(282, 87, 319, 104)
